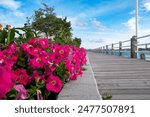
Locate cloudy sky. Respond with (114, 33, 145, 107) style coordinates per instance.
(0, 0, 150, 48)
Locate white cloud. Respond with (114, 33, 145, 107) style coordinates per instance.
(68, 17, 87, 28)
(91, 18, 108, 31)
(0, 12, 25, 27)
(0, 0, 21, 10)
(13, 11, 24, 17)
(0, 0, 24, 18)
(124, 17, 135, 31)
(144, 2, 150, 11)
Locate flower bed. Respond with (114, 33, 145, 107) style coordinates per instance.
(0, 38, 87, 100)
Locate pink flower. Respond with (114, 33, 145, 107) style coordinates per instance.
(21, 43, 33, 54)
(55, 44, 69, 59)
(38, 38, 49, 49)
(14, 84, 29, 100)
(37, 90, 43, 100)
(46, 75, 62, 93)
(15, 69, 29, 85)
(29, 57, 44, 68)
(29, 48, 42, 57)
(0, 67, 13, 99)
(44, 63, 56, 76)
(28, 38, 37, 45)
(7, 43, 19, 54)
(30, 71, 45, 82)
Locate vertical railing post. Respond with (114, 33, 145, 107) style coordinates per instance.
(119, 41, 122, 56)
(103, 46, 105, 54)
(131, 36, 137, 58)
(106, 45, 108, 54)
(145, 44, 148, 50)
(111, 44, 114, 55)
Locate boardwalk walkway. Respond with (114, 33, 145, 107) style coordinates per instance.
(88, 52, 150, 100)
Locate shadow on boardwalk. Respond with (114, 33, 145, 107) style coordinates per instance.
(88, 52, 150, 100)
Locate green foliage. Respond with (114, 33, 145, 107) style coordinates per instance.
(7, 28, 15, 44)
(6, 89, 17, 100)
(15, 49, 28, 68)
(54, 61, 68, 85)
(102, 93, 112, 100)
(0, 29, 7, 44)
(0, 26, 38, 48)
(73, 37, 82, 47)
(15, 27, 38, 42)
(31, 3, 72, 43)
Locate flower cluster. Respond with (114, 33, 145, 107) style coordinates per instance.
(0, 38, 87, 100)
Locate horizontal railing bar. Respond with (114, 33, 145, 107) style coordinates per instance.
(113, 43, 119, 45)
(137, 50, 150, 52)
(122, 45, 130, 48)
(137, 34, 150, 40)
(122, 40, 130, 43)
(137, 43, 150, 46)
(113, 47, 119, 49)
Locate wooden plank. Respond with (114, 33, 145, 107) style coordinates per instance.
(99, 89, 150, 95)
(88, 52, 150, 100)
(111, 95, 150, 100)
(96, 79, 150, 84)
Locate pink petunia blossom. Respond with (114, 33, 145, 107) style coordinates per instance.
(36, 90, 43, 100)
(15, 69, 29, 85)
(44, 62, 56, 76)
(14, 84, 29, 100)
(29, 57, 44, 68)
(0, 67, 13, 99)
(46, 75, 62, 93)
(21, 43, 33, 54)
(28, 38, 37, 45)
(30, 71, 45, 82)
(29, 48, 42, 57)
(38, 38, 49, 49)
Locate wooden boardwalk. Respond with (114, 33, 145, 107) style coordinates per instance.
(88, 52, 150, 100)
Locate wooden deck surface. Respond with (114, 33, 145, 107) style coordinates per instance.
(88, 52, 150, 100)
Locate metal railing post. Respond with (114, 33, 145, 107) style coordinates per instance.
(103, 46, 105, 54)
(106, 45, 108, 54)
(119, 41, 122, 56)
(131, 36, 137, 58)
(111, 44, 114, 55)
(145, 44, 148, 50)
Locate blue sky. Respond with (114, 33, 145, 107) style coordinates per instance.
(0, 0, 150, 48)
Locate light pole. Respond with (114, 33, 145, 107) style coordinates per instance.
(135, 0, 138, 39)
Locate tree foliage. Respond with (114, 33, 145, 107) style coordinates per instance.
(32, 4, 72, 42)
(73, 37, 82, 47)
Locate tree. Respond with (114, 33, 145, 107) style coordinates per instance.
(31, 3, 72, 42)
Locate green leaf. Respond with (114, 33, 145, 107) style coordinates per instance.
(7, 28, 15, 44)
(0, 30, 7, 44)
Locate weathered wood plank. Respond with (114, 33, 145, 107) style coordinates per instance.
(88, 52, 150, 100)
(98, 89, 150, 95)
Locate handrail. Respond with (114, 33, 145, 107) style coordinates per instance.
(98, 34, 150, 59)
(137, 43, 150, 46)
(137, 34, 150, 40)
(122, 45, 130, 48)
(122, 39, 130, 43)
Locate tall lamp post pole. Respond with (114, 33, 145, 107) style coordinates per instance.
(135, 0, 138, 39)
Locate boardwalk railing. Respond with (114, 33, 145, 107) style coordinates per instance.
(97, 35, 150, 60)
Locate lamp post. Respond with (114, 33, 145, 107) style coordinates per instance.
(135, 0, 138, 39)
